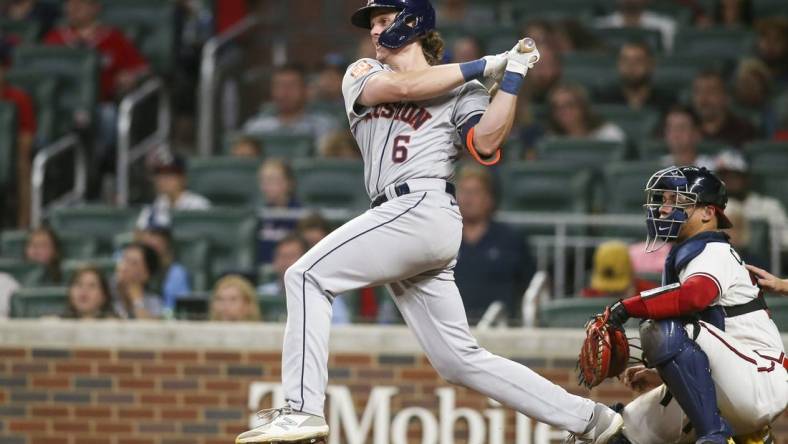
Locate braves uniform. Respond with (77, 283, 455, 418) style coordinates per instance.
(622, 235, 787, 443)
(275, 56, 600, 434)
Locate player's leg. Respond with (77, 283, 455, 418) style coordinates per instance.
(689, 321, 788, 436)
(621, 384, 694, 444)
(389, 269, 621, 438)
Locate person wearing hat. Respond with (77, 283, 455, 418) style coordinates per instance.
(135, 153, 210, 230)
(714, 149, 788, 248)
(582, 240, 657, 298)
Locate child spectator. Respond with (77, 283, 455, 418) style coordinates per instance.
(61, 265, 117, 319)
(209, 274, 261, 322)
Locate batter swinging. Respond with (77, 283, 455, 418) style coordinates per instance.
(236, 1, 623, 442)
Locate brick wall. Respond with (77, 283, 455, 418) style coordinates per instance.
(0, 345, 786, 444)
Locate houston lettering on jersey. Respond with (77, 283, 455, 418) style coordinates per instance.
(363, 103, 433, 130)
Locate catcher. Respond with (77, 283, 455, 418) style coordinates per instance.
(574, 166, 787, 444)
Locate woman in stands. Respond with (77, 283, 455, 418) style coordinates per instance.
(209, 274, 261, 322)
(61, 266, 117, 319)
(546, 83, 626, 142)
(24, 226, 63, 284)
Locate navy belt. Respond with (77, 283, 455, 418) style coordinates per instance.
(721, 294, 768, 317)
(371, 182, 456, 208)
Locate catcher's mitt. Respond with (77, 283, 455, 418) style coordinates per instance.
(577, 306, 630, 389)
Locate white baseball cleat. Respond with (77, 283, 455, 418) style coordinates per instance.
(564, 403, 625, 444)
(235, 406, 329, 444)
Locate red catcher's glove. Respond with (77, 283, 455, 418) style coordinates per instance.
(577, 306, 630, 389)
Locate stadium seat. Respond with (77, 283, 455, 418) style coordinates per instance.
(174, 292, 210, 320)
(171, 208, 257, 281)
(752, 0, 788, 18)
(562, 60, 618, 98)
(0, 258, 45, 286)
(49, 205, 139, 255)
(595, 104, 660, 144)
(4, 69, 59, 144)
(744, 141, 788, 171)
(0, 102, 16, 193)
(511, 0, 595, 22)
(61, 257, 117, 284)
(100, 0, 176, 75)
(653, 55, 720, 94)
(499, 161, 594, 213)
(225, 131, 314, 159)
(636, 139, 728, 161)
(173, 237, 210, 292)
(593, 27, 663, 53)
(538, 296, 618, 328)
(0, 19, 40, 43)
(0, 230, 98, 260)
(188, 156, 262, 207)
(751, 166, 788, 208)
(537, 138, 627, 166)
(257, 290, 287, 323)
(673, 27, 754, 61)
(766, 295, 787, 331)
(291, 159, 368, 209)
(10, 286, 69, 318)
(13, 45, 98, 136)
(602, 161, 662, 214)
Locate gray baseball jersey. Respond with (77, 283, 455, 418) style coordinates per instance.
(342, 58, 489, 199)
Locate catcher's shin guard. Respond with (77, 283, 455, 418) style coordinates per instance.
(640, 320, 733, 441)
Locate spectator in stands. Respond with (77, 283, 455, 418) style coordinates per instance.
(308, 53, 346, 110)
(691, 69, 758, 147)
(230, 135, 263, 158)
(209, 274, 261, 322)
(724, 201, 769, 269)
(296, 213, 332, 248)
(137, 227, 190, 314)
(594, 0, 677, 52)
(257, 235, 349, 324)
(1, 0, 61, 38)
(256, 159, 301, 264)
(450, 36, 484, 63)
(454, 165, 535, 324)
(755, 17, 788, 89)
(61, 265, 117, 319)
(713, 0, 753, 27)
(597, 41, 674, 112)
(733, 58, 777, 138)
(319, 131, 361, 159)
(714, 150, 788, 248)
(546, 83, 626, 142)
(520, 43, 562, 105)
(136, 152, 211, 229)
(24, 226, 62, 284)
(660, 105, 715, 170)
(111, 242, 161, 319)
(0, 49, 37, 228)
(582, 241, 656, 298)
(242, 64, 337, 149)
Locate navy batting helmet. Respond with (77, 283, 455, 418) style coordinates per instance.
(643, 166, 732, 252)
(351, 0, 436, 49)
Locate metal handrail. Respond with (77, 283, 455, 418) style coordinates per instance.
(522, 271, 549, 328)
(116, 77, 170, 206)
(30, 134, 87, 228)
(197, 16, 261, 157)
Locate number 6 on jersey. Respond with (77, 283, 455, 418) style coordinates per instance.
(392, 135, 410, 163)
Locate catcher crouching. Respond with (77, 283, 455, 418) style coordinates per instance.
(576, 166, 787, 444)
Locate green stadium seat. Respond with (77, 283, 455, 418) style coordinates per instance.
(766, 295, 787, 331)
(13, 45, 98, 135)
(636, 139, 728, 161)
(563, 62, 618, 97)
(673, 27, 754, 60)
(0, 230, 98, 260)
(4, 69, 59, 144)
(538, 296, 618, 328)
(188, 156, 262, 207)
(751, 167, 788, 208)
(100, 0, 176, 74)
(499, 161, 593, 213)
(225, 131, 314, 159)
(596, 104, 660, 143)
(10, 286, 69, 318)
(537, 138, 627, 166)
(0, 102, 16, 192)
(603, 161, 662, 214)
(511, 0, 595, 22)
(49, 205, 139, 255)
(171, 208, 257, 281)
(653, 55, 720, 94)
(258, 290, 287, 323)
(292, 159, 368, 209)
(0, 19, 40, 43)
(752, 0, 788, 19)
(173, 236, 210, 292)
(0, 258, 45, 286)
(744, 141, 788, 171)
(593, 27, 663, 53)
(61, 257, 117, 284)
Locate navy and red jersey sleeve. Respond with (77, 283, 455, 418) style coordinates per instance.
(621, 274, 720, 319)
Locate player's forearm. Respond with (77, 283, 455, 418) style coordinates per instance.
(360, 64, 467, 106)
(472, 90, 517, 157)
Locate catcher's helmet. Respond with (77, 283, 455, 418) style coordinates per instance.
(643, 166, 732, 252)
(351, 0, 436, 49)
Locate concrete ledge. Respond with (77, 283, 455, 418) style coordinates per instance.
(1, 319, 786, 359)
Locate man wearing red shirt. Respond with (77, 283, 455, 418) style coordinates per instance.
(43, 0, 148, 102)
(0, 51, 37, 227)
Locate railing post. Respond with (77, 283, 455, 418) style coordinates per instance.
(30, 134, 86, 228)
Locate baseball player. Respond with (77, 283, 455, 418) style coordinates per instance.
(235, 1, 624, 443)
(593, 166, 787, 444)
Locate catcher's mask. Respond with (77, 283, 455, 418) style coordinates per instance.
(643, 166, 732, 253)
